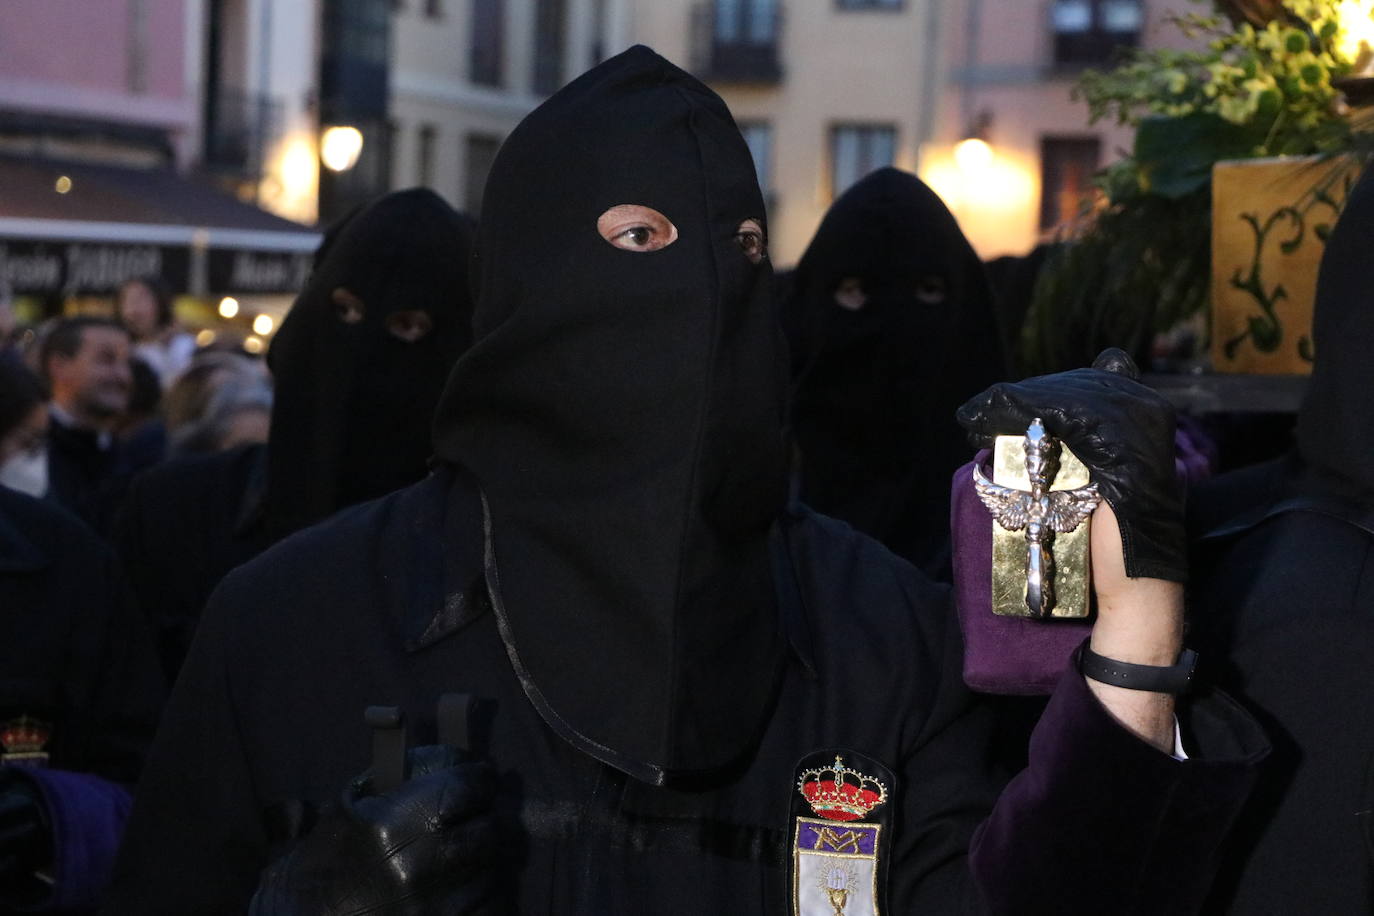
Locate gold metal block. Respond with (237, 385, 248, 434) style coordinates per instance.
(990, 435, 1093, 618)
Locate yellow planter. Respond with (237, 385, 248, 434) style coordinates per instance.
(1210, 155, 1360, 374)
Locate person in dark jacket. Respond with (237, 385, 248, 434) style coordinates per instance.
(0, 488, 163, 913)
(38, 317, 133, 521)
(783, 168, 1009, 580)
(1188, 161, 1374, 913)
(111, 188, 478, 682)
(104, 48, 1267, 915)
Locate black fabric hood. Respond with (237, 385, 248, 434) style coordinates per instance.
(262, 188, 476, 538)
(431, 46, 789, 783)
(1296, 161, 1374, 498)
(785, 167, 1007, 574)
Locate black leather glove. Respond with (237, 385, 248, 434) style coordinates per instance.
(250, 746, 502, 915)
(956, 348, 1186, 582)
(0, 768, 52, 906)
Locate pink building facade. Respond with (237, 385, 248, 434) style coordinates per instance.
(0, 0, 199, 167)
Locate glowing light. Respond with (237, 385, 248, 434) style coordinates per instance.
(320, 126, 364, 172)
(218, 296, 240, 318)
(279, 137, 316, 195)
(921, 143, 1038, 258)
(954, 138, 994, 174)
(195, 329, 217, 347)
(244, 335, 265, 354)
(1337, 1, 1374, 65)
(252, 313, 275, 336)
(54, 176, 72, 194)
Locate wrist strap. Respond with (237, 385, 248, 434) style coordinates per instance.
(1078, 645, 1198, 694)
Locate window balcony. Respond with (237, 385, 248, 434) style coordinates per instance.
(690, 1, 784, 85)
(204, 87, 282, 179)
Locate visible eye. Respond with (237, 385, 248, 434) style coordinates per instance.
(735, 218, 766, 264)
(915, 275, 948, 305)
(833, 277, 867, 312)
(332, 287, 366, 324)
(385, 309, 434, 343)
(597, 204, 678, 253)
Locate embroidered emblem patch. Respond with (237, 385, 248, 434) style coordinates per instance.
(0, 715, 52, 767)
(791, 753, 892, 916)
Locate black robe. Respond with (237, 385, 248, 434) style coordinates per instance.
(0, 487, 164, 912)
(1190, 458, 1374, 913)
(104, 470, 1267, 915)
(0, 488, 161, 781)
(1185, 161, 1374, 913)
(109, 444, 268, 681)
(110, 189, 475, 683)
(784, 169, 1009, 580)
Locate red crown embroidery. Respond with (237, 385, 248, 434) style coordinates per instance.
(797, 755, 888, 821)
(0, 716, 51, 756)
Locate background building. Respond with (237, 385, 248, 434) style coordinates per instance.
(0, 0, 320, 332)
(632, 0, 942, 266)
(922, 0, 1198, 258)
(389, 0, 631, 215)
(202, 0, 326, 225)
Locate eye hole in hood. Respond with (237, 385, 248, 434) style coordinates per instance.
(597, 204, 679, 253)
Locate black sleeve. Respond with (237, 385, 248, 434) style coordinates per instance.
(101, 581, 271, 915)
(968, 670, 1269, 915)
(61, 544, 165, 786)
(890, 592, 1002, 915)
(884, 584, 1268, 915)
(109, 471, 188, 686)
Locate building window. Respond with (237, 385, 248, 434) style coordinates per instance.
(1052, 0, 1142, 67)
(697, 0, 782, 83)
(533, 0, 566, 95)
(830, 124, 896, 199)
(465, 133, 502, 214)
(738, 122, 773, 197)
(470, 0, 504, 87)
(836, 0, 902, 9)
(425, 0, 443, 17)
(715, 0, 778, 45)
(1040, 136, 1101, 230)
(417, 124, 438, 187)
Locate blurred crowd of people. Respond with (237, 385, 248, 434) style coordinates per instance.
(0, 46, 1368, 915)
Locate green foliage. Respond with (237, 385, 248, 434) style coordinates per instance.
(1074, 4, 1357, 154)
(1023, 187, 1213, 376)
(1024, 0, 1374, 374)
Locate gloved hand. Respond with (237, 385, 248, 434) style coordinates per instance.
(955, 348, 1185, 582)
(250, 746, 502, 915)
(0, 768, 52, 906)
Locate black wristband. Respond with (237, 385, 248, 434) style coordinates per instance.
(1078, 645, 1198, 694)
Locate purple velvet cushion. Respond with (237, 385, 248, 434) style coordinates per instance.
(950, 451, 1088, 694)
(12, 767, 132, 912)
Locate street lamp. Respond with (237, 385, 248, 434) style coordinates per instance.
(320, 125, 364, 172)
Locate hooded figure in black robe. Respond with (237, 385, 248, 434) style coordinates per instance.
(105, 48, 1267, 916)
(111, 188, 476, 681)
(1188, 162, 1374, 913)
(0, 488, 163, 913)
(785, 169, 1008, 579)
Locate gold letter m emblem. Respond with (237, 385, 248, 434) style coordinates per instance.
(813, 828, 861, 854)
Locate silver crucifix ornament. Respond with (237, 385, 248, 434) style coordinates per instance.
(973, 418, 1101, 618)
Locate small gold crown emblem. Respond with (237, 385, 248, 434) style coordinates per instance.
(0, 716, 51, 755)
(797, 755, 888, 822)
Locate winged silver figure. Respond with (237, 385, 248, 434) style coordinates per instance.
(973, 418, 1101, 617)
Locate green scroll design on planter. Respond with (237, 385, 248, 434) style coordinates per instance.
(1223, 172, 1352, 363)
